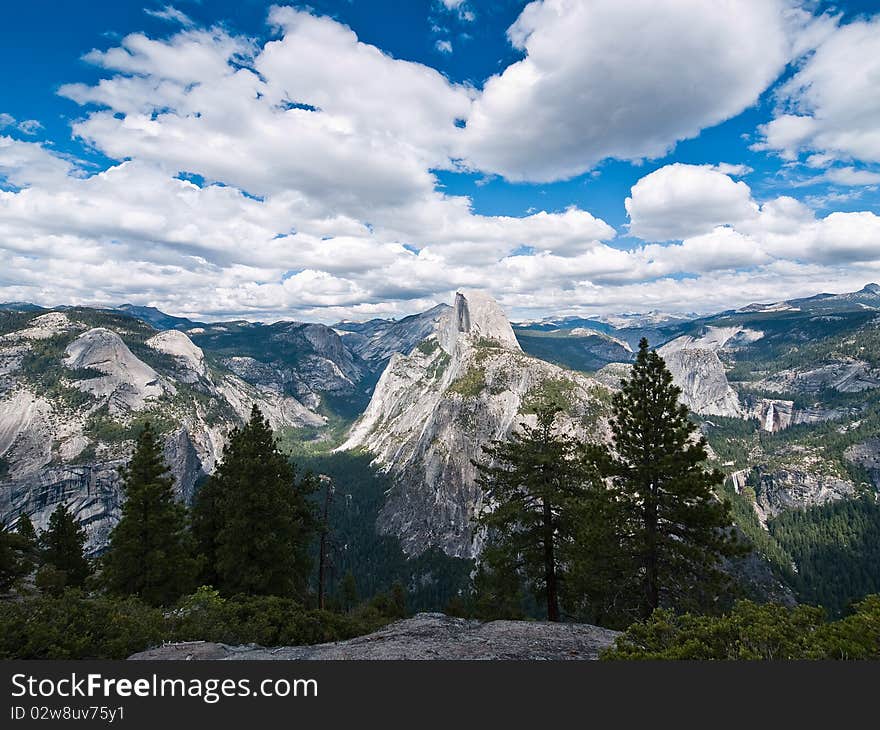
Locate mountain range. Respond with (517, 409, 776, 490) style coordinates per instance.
(2, 284, 880, 606)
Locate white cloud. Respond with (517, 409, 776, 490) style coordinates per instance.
(438, 1, 474, 22)
(0, 114, 43, 136)
(623, 163, 880, 275)
(61, 12, 471, 216)
(625, 164, 758, 241)
(2, 6, 880, 322)
(16, 119, 42, 135)
(0, 136, 77, 187)
(824, 167, 880, 186)
(460, 0, 815, 182)
(754, 15, 880, 164)
(145, 5, 195, 27)
(435, 39, 453, 53)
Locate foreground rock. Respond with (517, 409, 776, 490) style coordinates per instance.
(129, 613, 620, 661)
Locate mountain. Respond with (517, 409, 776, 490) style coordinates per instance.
(334, 304, 450, 365)
(0, 308, 322, 552)
(2, 285, 880, 611)
(113, 304, 202, 331)
(338, 290, 613, 557)
(513, 326, 632, 372)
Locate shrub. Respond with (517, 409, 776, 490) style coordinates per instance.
(602, 596, 880, 660)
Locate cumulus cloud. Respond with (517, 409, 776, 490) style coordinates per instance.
(460, 0, 815, 182)
(625, 164, 758, 241)
(2, 5, 880, 322)
(623, 163, 880, 276)
(754, 14, 880, 164)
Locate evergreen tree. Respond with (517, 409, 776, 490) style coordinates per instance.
(339, 571, 358, 612)
(103, 422, 199, 606)
(192, 475, 221, 587)
(0, 519, 33, 592)
(600, 338, 743, 618)
(15, 515, 39, 577)
(39, 503, 91, 588)
(16, 514, 37, 543)
(470, 543, 527, 620)
(474, 399, 597, 621)
(194, 405, 317, 597)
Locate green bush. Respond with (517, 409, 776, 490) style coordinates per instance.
(602, 596, 880, 660)
(0, 592, 168, 659)
(0, 588, 401, 659)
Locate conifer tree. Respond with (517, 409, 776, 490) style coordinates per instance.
(39, 503, 91, 588)
(15, 514, 39, 576)
(601, 338, 743, 618)
(0, 519, 33, 592)
(194, 405, 317, 597)
(339, 570, 358, 612)
(103, 422, 198, 606)
(474, 399, 596, 621)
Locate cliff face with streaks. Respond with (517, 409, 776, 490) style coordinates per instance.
(340, 291, 612, 557)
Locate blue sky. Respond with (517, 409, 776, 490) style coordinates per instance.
(1, 1, 879, 321)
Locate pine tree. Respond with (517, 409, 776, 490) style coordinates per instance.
(339, 570, 358, 612)
(192, 475, 221, 587)
(103, 422, 199, 606)
(194, 405, 317, 597)
(39, 503, 91, 588)
(0, 519, 33, 592)
(601, 338, 744, 618)
(15, 514, 39, 576)
(474, 399, 596, 621)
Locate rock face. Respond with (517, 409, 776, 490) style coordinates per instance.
(657, 328, 753, 418)
(750, 466, 856, 524)
(753, 398, 794, 433)
(145, 330, 207, 382)
(128, 613, 620, 661)
(755, 359, 880, 395)
(336, 304, 450, 364)
(64, 328, 167, 413)
(845, 438, 880, 489)
(0, 313, 321, 554)
(340, 291, 611, 558)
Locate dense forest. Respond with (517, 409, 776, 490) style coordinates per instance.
(768, 498, 880, 616)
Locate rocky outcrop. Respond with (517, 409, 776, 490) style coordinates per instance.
(0, 461, 123, 553)
(145, 330, 207, 382)
(0, 314, 322, 554)
(750, 466, 856, 524)
(336, 304, 450, 364)
(64, 328, 167, 413)
(340, 291, 611, 558)
(659, 347, 741, 417)
(753, 399, 794, 432)
(129, 613, 620, 660)
(653, 326, 767, 418)
(755, 359, 880, 395)
(845, 439, 880, 489)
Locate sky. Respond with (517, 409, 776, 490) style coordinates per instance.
(1, 0, 879, 323)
